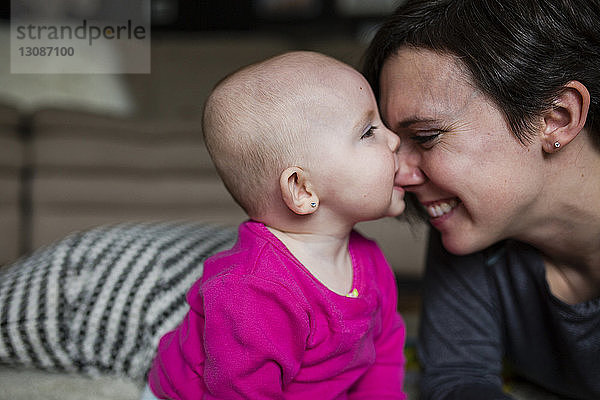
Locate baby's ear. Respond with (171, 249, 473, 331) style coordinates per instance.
(279, 167, 319, 215)
(542, 80, 590, 153)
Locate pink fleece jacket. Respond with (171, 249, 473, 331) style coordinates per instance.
(148, 220, 406, 399)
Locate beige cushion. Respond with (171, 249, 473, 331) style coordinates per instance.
(0, 103, 22, 170)
(0, 206, 20, 265)
(31, 109, 212, 171)
(0, 104, 22, 265)
(0, 159, 23, 266)
(29, 108, 246, 249)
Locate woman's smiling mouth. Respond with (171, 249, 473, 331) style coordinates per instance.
(423, 198, 460, 218)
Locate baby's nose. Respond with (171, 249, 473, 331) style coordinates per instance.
(388, 131, 401, 153)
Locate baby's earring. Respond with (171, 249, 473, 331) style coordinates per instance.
(554, 141, 561, 149)
(310, 201, 318, 208)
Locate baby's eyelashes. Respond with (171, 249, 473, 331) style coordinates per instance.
(361, 125, 377, 139)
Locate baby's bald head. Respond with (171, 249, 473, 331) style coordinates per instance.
(203, 51, 355, 218)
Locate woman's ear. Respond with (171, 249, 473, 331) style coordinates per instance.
(279, 167, 319, 215)
(542, 80, 590, 153)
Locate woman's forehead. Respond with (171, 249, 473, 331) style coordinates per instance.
(379, 48, 480, 123)
(381, 48, 470, 91)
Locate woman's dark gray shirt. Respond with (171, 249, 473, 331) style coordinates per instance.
(418, 231, 600, 400)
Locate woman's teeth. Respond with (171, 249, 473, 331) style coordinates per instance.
(426, 199, 459, 218)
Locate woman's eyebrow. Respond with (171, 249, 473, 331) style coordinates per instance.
(396, 117, 440, 129)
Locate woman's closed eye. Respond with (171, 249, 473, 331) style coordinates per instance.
(410, 131, 443, 148)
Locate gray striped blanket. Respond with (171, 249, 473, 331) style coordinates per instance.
(0, 222, 237, 382)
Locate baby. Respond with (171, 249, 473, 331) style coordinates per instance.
(145, 51, 407, 399)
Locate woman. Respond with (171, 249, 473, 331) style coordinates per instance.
(363, 0, 600, 399)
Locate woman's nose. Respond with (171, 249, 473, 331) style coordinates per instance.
(395, 143, 426, 187)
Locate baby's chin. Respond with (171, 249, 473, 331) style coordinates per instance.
(385, 200, 406, 218)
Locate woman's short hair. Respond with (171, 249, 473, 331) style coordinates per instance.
(363, 0, 600, 149)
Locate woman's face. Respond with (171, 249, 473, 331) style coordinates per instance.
(379, 47, 546, 255)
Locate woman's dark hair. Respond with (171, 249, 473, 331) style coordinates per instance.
(363, 0, 600, 149)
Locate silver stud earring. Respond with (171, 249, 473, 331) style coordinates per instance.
(554, 141, 561, 148)
(310, 202, 317, 208)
